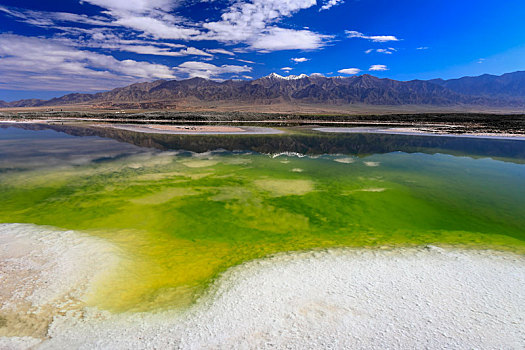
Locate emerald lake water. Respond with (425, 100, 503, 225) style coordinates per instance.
(1, 123, 525, 312)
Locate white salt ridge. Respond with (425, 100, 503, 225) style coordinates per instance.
(271, 152, 308, 158)
(364, 161, 380, 167)
(1, 224, 524, 349)
(334, 157, 355, 164)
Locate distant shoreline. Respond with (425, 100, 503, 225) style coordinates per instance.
(2, 116, 525, 140)
(102, 124, 284, 135)
(314, 127, 525, 140)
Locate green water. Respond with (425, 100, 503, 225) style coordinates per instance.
(1, 125, 525, 312)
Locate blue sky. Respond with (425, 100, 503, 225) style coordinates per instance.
(0, 0, 524, 101)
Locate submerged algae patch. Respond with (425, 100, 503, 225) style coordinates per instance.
(182, 159, 219, 168)
(1, 151, 525, 313)
(130, 187, 198, 205)
(253, 179, 315, 196)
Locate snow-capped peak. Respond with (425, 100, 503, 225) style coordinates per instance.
(265, 73, 309, 80)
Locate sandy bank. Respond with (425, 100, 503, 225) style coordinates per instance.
(100, 124, 284, 135)
(314, 126, 525, 140)
(0, 224, 524, 349)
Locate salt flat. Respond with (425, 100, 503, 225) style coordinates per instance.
(1, 224, 523, 349)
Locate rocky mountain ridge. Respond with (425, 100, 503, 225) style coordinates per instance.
(2, 71, 524, 109)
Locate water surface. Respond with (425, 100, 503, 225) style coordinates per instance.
(1, 123, 524, 312)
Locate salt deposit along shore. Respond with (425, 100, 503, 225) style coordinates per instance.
(314, 126, 525, 140)
(1, 224, 524, 349)
(100, 124, 284, 135)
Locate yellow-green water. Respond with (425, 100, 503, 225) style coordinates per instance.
(1, 126, 525, 312)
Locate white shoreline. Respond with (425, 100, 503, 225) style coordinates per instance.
(314, 127, 525, 140)
(100, 124, 284, 135)
(1, 224, 524, 349)
(2, 120, 525, 140)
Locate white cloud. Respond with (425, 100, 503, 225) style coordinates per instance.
(204, 0, 317, 41)
(416, 46, 429, 50)
(292, 57, 310, 63)
(346, 30, 399, 43)
(338, 68, 361, 75)
(117, 45, 212, 57)
(0, 4, 114, 27)
(202, 0, 329, 51)
(377, 48, 395, 54)
(281, 67, 293, 71)
(369, 64, 388, 71)
(79, 0, 175, 13)
(115, 16, 200, 40)
(53, 31, 209, 58)
(0, 3, 198, 41)
(75, 1, 201, 41)
(207, 48, 235, 56)
(368, 35, 398, 43)
(178, 47, 213, 57)
(0, 32, 254, 90)
(97, 0, 332, 51)
(176, 61, 252, 79)
(249, 28, 328, 51)
(236, 58, 256, 64)
(365, 48, 397, 55)
(320, 0, 344, 11)
(2, 1, 331, 53)
(0, 34, 178, 91)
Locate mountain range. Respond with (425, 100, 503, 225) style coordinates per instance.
(1, 71, 525, 109)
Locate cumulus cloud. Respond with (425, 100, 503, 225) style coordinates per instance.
(176, 61, 252, 79)
(0, 34, 178, 91)
(203, 0, 317, 41)
(0, 1, 337, 91)
(338, 68, 361, 75)
(369, 64, 388, 71)
(0, 33, 253, 90)
(249, 28, 328, 51)
(292, 57, 310, 63)
(202, 0, 330, 51)
(2, 1, 332, 53)
(346, 30, 399, 42)
(320, 0, 344, 11)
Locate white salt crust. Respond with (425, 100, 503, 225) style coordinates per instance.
(1, 224, 524, 349)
